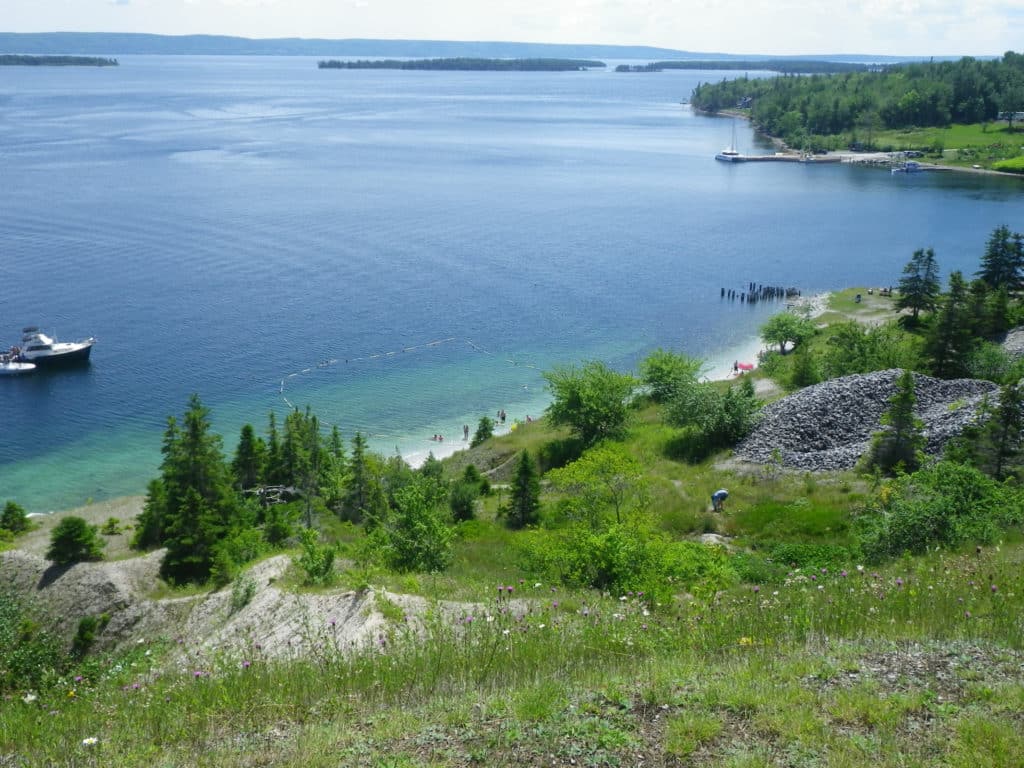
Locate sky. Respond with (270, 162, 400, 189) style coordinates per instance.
(4, 0, 1023, 57)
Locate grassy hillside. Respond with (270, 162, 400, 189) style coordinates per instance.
(4, 287, 1024, 766)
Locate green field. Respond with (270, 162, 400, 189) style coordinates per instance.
(869, 123, 1024, 171)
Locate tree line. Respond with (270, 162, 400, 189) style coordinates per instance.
(691, 51, 1024, 149)
(0, 55, 118, 67)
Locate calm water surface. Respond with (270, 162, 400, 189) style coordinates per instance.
(1, 57, 1021, 511)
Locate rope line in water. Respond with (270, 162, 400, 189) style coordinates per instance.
(278, 336, 541, 416)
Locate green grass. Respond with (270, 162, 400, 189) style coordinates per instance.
(4, 543, 1024, 765)
(868, 123, 1024, 170)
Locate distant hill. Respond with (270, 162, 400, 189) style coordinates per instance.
(0, 32, 941, 63)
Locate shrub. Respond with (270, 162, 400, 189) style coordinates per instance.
(46, 516, 104, 565)
(0, 501, 29, 535)
(100, 517, 121, 536)
(296, 528, 337, 586)
(368, 477, 453, 573)
(0, 593, 67, 691)
(855, 461, 1022, 561)
(449, 480, 478, 522)
(71, 613, 110, 658)
(230, 575, 257, 613)
(471, 416, 495, 447)
(639, 348, 703, 403)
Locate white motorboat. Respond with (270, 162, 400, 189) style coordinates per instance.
(0, 352, 35, 375)
(16, 327, 95, 366)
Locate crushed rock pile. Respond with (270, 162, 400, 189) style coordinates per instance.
(735, 369, 997, 471)
(1001, 326, 1024, 359)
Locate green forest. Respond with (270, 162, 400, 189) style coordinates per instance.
(691, 51, 1024, 161)
(0, 54, 118, 66)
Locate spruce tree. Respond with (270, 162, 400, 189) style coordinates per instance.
(864, 369, 925, 475)
(157, 395, 240, 583)
(231, 424, 266, 491)
(507, 451, 541, 529)
(925, 271, 974, 378)
(0, 500, 29, 535)
(972, 382, 1024, 480)
(896, 247, 941, 325)
(977, 224, 1024, 292)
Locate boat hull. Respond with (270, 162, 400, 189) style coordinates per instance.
(0, 361, 36, 375)
(21, 342, 94, 366)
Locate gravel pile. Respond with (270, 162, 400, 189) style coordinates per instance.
(735, 369, 997, 471)
(1001, 326, 1024, 359)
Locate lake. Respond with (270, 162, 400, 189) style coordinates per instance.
(1, 56, 1021, 512)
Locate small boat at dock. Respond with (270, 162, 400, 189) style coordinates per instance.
(715, 121, 742, 162)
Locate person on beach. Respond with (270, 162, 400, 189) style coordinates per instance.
(711, 488, 729, 513)
(463, 424, 469, 441)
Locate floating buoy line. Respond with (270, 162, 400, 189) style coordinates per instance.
(277, 336, 542, 438)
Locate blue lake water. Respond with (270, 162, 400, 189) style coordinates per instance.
(1, 56, 1022, 512)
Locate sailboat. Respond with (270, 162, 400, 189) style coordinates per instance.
(715, 120, 742, 162)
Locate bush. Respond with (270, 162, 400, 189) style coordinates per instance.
(639, 348, 703, 403)
(1, 501, 29, 535)
(296, 528, 337, 586)
(46, 516, 104, 565)
(855, 461, 1022, 561)
(449, 481, 478, 522)
(0, 592, 68, 691)
(71, 613, 110, 658)
(523, 524, 737, 606)
(471, 416, 495, 447)
(100, 517, 121, 536)
(368, 477, 453, 573)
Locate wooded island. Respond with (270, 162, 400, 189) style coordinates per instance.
(319, 57, 605, 71)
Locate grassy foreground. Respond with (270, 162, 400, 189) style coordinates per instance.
(3, 542, 1023, 766)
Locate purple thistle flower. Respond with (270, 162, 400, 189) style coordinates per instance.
(506, 585, 514, 594)
(840, 571, 848, 578)
(752, 585, 760, 593)
(895, 578, 904, 587)
(965, 611, 972, 618)
(242, 660, 251, 669)
(552, 601, 559, 608)
(991, 584, 998, 593)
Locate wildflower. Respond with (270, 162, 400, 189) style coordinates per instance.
(67, 690, 76, 698)
(991, 584, 998, 593)
(74, 675, 83, 683)
(895, 578, 904, 587)
(132, 683, 140, 690)
(856, 565, 864, 572)
(821, 568, 828, 575)
(620, 595, 627, 601)
(552, 601, 559, 609)
(242, 660, 251, 669)
(486, 615, 495, 623)
(752, 585, 760, 593)
(810, 574, 817, 581)
(506, 585, 514, 594)
(840, 571, 848, 578)
(534, 583, 542, 588)
(965, 611, 972, 618)
(738, 636, 754, 646)
(582, 607, 590, 617)
(82, 737, 98, 747)
(194, 671, 204, 679)
(538, 624, 546, 630)
(772, 591, 779, 596)
(502, 629, 510, 636)
(22, 693, 37, 704)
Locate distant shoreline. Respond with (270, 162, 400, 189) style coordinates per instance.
(0, 54, 117, 67)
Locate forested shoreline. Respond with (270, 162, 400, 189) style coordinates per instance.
(0, 54, 117, 66)
(691, 51, 1024, 151)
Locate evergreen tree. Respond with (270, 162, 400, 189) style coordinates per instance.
(896, 247, 941, 325)
(864, 369, 925, 475)
(965, 279, 991, 339)
(0, 500, 29, 535)
(156, 395, 240, 583)
(419, 452, 444, 481)
(507, 451, 541, 529)
(264, 412, 285, 485)
(977, 224, 1024, 292)
(987, 286, 1012, 335)
(283, 407, 323, 527)
(925, 271, 975, 378)
(231, 424, 266, 491)
(967, 383, 1024, 480)
(47, 516, 104, 564)
(471, 416, 495, 447)
(341, 432, 388, 525)
(131, 479, 168, 550)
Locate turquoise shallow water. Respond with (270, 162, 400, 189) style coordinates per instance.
(1, 56, 1022, 512)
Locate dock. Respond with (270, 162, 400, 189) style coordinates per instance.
(724, 153, 841, 164)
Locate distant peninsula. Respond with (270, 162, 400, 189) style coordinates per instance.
(319, 57, 605, 71)
(616, 59, 869, 74)
(0, 54, 117, 67)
